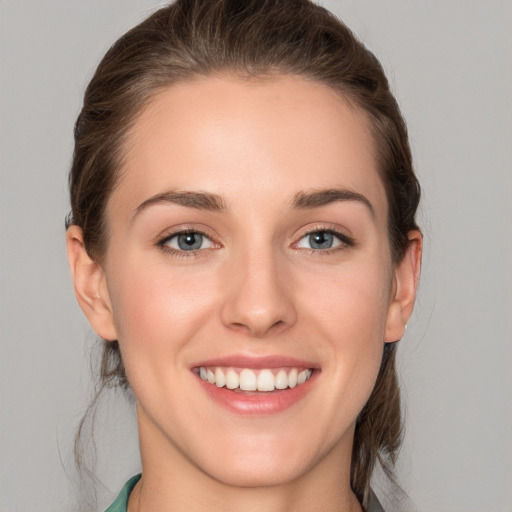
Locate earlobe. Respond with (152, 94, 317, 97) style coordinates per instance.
(384, 230, 422, 343)
(66, 226, 118, 341)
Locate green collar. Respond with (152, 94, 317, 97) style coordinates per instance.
(105, 474, 141, 512)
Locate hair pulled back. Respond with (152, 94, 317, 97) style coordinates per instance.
(67, 0, 420, 506)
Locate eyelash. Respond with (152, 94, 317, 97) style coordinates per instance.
(294, 228, 355, 254)
(157, 229, 218, 258)
(156, 227, 354, 258)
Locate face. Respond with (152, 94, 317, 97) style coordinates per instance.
(72, 75, 417, 489)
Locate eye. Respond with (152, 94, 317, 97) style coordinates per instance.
(160, 231, 215, 252)
(296, 230, 351, 251)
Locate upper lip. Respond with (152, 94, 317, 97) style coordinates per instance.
(191, 354, 319, 370)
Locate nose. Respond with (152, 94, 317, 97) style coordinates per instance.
(220, 247, 297, 337)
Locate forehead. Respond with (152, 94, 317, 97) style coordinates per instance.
(109, 75, 388, 223)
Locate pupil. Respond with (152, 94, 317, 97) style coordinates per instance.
(178, 233, 202, 250)
(310, 231, 332, 249)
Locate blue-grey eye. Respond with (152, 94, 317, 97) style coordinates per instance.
(163, 232, 213, 251)
(297, 230, 343, 250)
(177, 233, 203, 250)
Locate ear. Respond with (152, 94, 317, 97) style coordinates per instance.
(384, 230, 422, 343)
(66, 225, 118, 341)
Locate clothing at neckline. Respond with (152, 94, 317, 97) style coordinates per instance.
(105, 474, 140, 512)
(105, 474, 385, 512)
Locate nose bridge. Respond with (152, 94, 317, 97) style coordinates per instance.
(221, 237, 296, 336)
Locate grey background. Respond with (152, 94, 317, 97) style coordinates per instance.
(1, 1, 511, 511)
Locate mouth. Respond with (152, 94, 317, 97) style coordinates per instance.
(194, 366, 314, 393)
(191, 356, 318, 415)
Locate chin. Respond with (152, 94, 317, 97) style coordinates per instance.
(203, 458, 309, 489)
(192, 432, 337, 489)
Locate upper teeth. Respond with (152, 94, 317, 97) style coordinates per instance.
(198, 367, 313, 392)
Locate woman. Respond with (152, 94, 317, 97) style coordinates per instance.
(66, 1, 422, 511)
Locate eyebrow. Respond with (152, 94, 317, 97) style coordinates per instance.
(291, 188, 375, 217)
(131, 186, 374, 222)
(132, 190, 227, 222)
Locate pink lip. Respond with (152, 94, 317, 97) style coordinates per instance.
(192, 354, 319, 370)
(192, 353, 319, 415)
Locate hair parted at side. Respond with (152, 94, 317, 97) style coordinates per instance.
(67, 0, 420, 507)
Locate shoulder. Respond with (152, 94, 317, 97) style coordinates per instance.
(104, 474, 141, 512)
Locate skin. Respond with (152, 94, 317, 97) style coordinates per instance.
(67, 75, 422, 512)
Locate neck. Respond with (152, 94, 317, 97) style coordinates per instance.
(129, 405, 363, 512)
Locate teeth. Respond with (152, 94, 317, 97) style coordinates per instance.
(275, 369, 288, 390)
(288, 368, 298, 388)
(215, 367, 226, 388)
(257, 369, 275, 392)
(239, 369, 257, 391)
(198, 366, 313, 391)
(225, 369, 239, 389)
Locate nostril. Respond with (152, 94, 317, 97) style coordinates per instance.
(227, 318, 287, 338)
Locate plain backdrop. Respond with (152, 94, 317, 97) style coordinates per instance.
(1, 1, 511, 511)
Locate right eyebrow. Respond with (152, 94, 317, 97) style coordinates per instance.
(290, 187, 375, 219)
(131, 190, 228, 224)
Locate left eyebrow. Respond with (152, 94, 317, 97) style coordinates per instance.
(290, 188, 375, 218)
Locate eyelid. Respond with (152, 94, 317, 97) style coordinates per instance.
(155, 225, 222, 256)
(162, 232, 214, 250)
(153, 223, 354, 257)
(155, 223, 218, 242)
(292, 224, 355, 251)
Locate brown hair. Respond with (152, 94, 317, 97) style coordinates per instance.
(67, 0, 420, 507)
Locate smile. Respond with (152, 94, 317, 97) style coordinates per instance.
(198, 366, 313, 392)
(192, 355, 318, 414)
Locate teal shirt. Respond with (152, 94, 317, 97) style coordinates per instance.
(105, 474, 385, 512)
(105, 474, 141, 512)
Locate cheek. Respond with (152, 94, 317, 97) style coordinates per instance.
(107, 259, 219, 361)
(300, 259, 392, 338)
(298, 262, 391, 397)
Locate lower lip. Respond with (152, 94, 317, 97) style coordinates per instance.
(196, 372, 317, 415)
